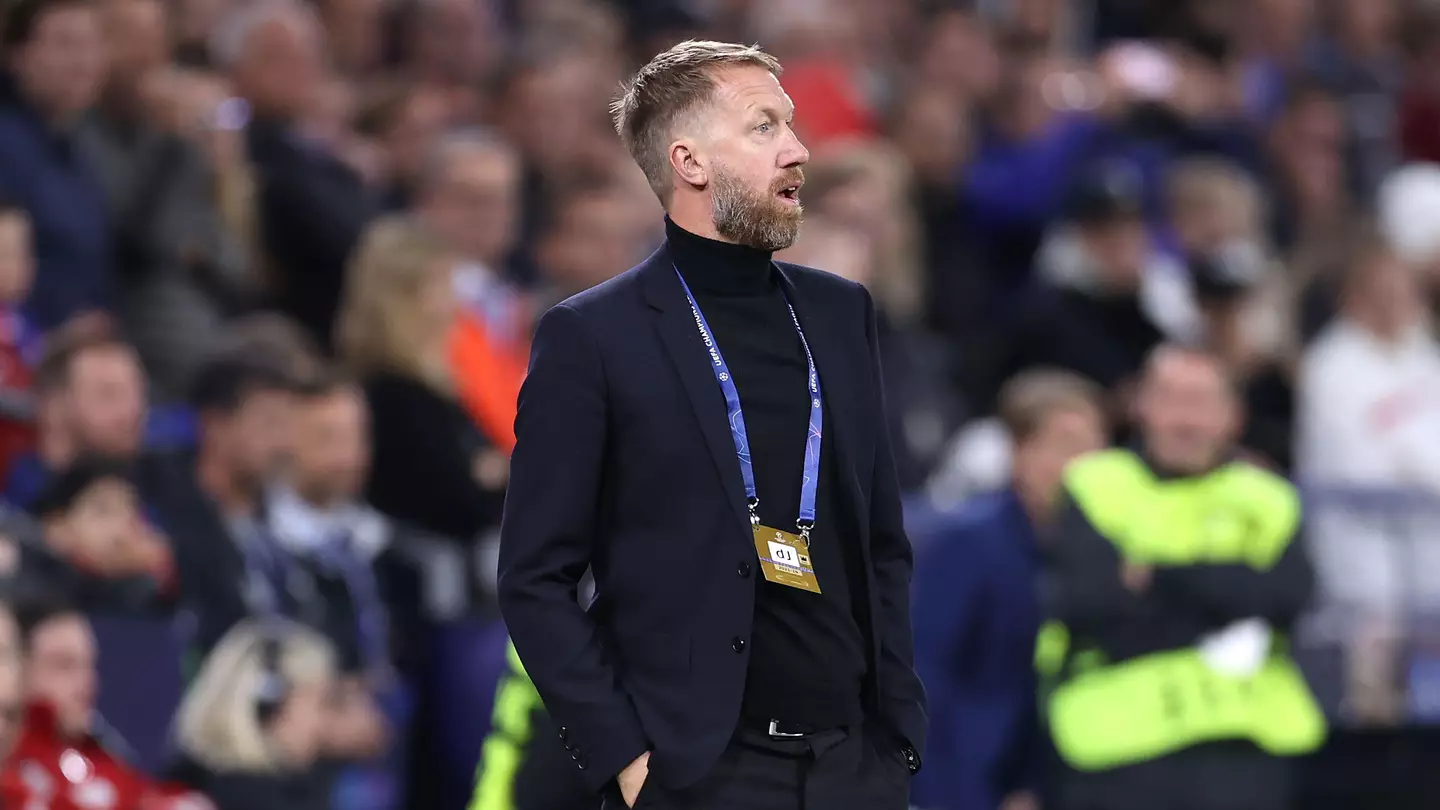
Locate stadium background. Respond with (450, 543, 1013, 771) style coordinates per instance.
(0, 0, 1439, 807)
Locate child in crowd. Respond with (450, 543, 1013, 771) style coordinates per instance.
(18, 457, 177, 613)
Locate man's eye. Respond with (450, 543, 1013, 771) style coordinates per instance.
(756, 122, 770, 133)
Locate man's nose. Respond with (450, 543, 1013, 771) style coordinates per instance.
(781, 128, 810, 167)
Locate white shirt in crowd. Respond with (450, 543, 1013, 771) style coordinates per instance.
(1298, 319, 1440, 616)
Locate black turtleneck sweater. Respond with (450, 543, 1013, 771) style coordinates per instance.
(667, 218, 868, 729)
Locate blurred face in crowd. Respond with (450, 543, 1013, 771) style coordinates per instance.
(1346, 248, 1424, 340)
(893, 87, 970, 185)
(232, 10, 325, 121)
(8, 0, 107, 122)
(505, 57, 614, 175)
(1013, 402, 1106, 514)
(58, 344, 147, 458)
(540, 187, 646, 294)
(1337, 0, 1396, 53)
(290, 386, 370, 508)
(419, 143, 520, 266)
(25, 613, 97, 738)
(319, 0, 383, 74)
(101, 0, 167, 96)
(210, 386, 296, 495)
(686, 64, 809, 251)
(1271, 93, 1345, 216)
(0, 610, 19, 762)
(0, 211, 35, 304)
(382, 89, 453, 190)
(1136, 347, 1240, 475)
(1078, 215, 1150, 289)
(409, 0, 494, 85)
(916, 11, 1001, 102)
(47, 477, 142, 570)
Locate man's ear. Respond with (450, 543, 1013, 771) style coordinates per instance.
(670, 140, 708, 189)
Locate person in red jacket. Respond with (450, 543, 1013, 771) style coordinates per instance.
(1, 596, 213, 810)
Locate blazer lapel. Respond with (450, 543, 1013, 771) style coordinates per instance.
(641, 247, 753, 540)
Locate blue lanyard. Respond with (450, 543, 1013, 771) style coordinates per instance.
(674, 267, 824, 543)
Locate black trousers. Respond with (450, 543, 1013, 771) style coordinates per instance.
(1057, 742, 1292, 810)
(601, 723, 911, 810)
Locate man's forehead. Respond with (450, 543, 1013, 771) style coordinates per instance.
(710, 65, 794, 114)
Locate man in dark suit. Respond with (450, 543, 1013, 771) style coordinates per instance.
(497, 40, 925, 810)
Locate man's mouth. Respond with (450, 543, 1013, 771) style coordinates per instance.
(776, 183, 802, 206)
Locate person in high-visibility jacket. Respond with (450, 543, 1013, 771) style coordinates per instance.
(1038, 344, 1325, 810)
(470, 640, 592, 810)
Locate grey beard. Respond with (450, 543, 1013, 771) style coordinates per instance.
(710, 169, 802, 251)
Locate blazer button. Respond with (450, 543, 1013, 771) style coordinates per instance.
(731, 637, 746, 653)
(737, 561, 752, 578)
(558, 726, 569, 742)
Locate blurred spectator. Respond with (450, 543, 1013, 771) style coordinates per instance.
(412, 130, 530, 452)
(6, 315, 147, 507)
(355, 82, 455, 210)
(218, 0, 377, 350)
(1043, 345, 1319, 810)
(1267, 81, 1353, 254)
(912, 369, 1106, 810)
(80, 0, 262, 402)
(5, 597, 209, 809)
(168, 618, 336, 810)
(337, 216, 506, 551)
(19, 455, 175, 613)
(1166, 157, 1297, 468)
(993, 160, 1200, 419)
(263, 373, 428, 770)
(1298, 234, 1440, 618)
(0, 0, 111, 331)
(534, 176, 652, 302)
(143, 350, 303, 656)
(1307, 0, 1403, 201)
(0, 201, 40, 483)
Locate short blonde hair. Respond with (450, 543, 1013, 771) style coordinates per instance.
(336, 215, 456, 391)
(998, 368, 1106, 443)
(173, 619, 335, 774)
(610, 40, 783, 203)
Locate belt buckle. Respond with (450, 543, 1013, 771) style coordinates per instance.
(767, 719, 806, 739)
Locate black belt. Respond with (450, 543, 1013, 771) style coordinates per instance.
(741, 716, 830, 739)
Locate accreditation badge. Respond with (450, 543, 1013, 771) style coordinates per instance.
(751, 524, 822, 593)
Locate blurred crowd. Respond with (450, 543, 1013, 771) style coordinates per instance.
(0, 0, 1434, 807)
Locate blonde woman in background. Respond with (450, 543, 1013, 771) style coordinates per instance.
(336, 215, 508, 550)
(167, 619, 337, 810)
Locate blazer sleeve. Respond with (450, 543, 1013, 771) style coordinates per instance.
(861, 288, 929, 762)
(496, 303, 648, 792)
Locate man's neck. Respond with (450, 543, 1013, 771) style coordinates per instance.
(666, 198, 730, 244)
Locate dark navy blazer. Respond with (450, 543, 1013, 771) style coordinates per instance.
(496, 243, 927, 793)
